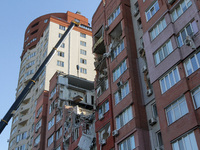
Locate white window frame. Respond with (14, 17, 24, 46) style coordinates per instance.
(108, 6, 120, 26)
(184, 51, 200, 76)
(119, 134, 135, 150)
(165, 96, 188, 125)
(145, 1, 159, 21)
(177, 21, 198, 47)
(116, 106, 133, 130)
(172, 132, 198, 150)
(154, 40, 173, 65)
(160, 67, 180, 93)
(191, 85, 200, 109)
(150, 18, 167, 41)
(114, 82, 129, 105)
(113, 59, 127, 82)
(171, 0, 192, 22)
(111, 40, 124, 61)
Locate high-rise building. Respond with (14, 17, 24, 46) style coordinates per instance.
(92, 0, 200, 150)
(138, 0, 200, 149)
(92, 0, 151, 149)
(8, 11, 95, 150)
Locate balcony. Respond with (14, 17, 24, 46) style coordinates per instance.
(93, 27, 106, 54)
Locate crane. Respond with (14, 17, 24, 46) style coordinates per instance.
(0, 20, 80, 134)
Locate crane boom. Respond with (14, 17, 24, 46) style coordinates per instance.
(0, 21, 79, 134)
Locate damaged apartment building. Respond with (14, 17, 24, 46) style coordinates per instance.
(33, 72, 96, 150)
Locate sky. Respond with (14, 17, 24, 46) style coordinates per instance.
(0, 1, 100, 149)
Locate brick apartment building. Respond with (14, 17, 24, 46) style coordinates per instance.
(92, 0, 151, 149)
(138, 0, 200, 149)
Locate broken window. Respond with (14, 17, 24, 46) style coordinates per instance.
(98, 123, 111, 143)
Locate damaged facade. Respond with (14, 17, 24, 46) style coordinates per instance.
(34, 72, 96, 150)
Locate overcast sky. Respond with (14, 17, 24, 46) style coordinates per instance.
(0, 1, 100, 149)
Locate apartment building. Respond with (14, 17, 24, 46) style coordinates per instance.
(92, 0, 151, 149)
(9, 11, 95, 150)
(138, 0, 200, 149)
(130, 0, 163, 150)
(33, 72, 95, 150)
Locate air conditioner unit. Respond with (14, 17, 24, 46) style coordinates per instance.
(99, 113, 104, 120)
(147, 89, 153, 96)
(117, 81, 123, 87)
(184, 35, 196, 49)
(149, 117, 157, 126)
(101, 139, 106, 145)
(168, 0, 175, 5)
(142, 65, 147, 73)
(105, 25, 109, 31)
(112, 129, 119, 137)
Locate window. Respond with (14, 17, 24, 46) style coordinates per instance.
(146, 1, 159, 21)
(156, 131, 163, 147)
(177, 21, 198, 47)
(80, 49, 87, 55)
(172, 132, 198, 150)
(59, 25, 65, 30)
(56, 127, 62, 140)
(48, 117, 55, 130)
(115, 82, 129, 104)
(34, 135, 40, 146)
(60, 43, 65, 48)
(35, 119, 42, 131)
(80, 58, 87, 64)
(15, 145, 25, 150)
(113, 60, 127, 82)
(166, 96, 188, 125)
(50, 87, 56, 99)
(98, 123, 111, 143)
(152, 103, 158, 118)
(13, 116, 18, 124)
(44, 19, 48, 23)
(48, 134, 54, 147)
(80, 41, 86, 46)
(73, 128, 79, 140)
(184, 51, 200, 76)
(39, 80, 45, 89)
(111, 40, 124, 61)
(160, 67, 180, 93)
(26, 60, 35, 68)
(108, 6, 120, 26)
(80, 33, 86, 38)
(57, 60, 64, 67)
(56, 112, 62, 123)
(49, 101, 55, 114)
(150, 18, 167, 40)
(119, 135, 135, 150)
(37, 106, 42, 117)
(57, 51, 64, 57)
(58, 33, 63, 38)
(191, 86, 200, 109)
(99, 100, 109, 118)
(11, 126, 17, 136)
(27, 52, 36, 60)
(25, 69, 35, 77)
(116, 106, 133, 129)
(16, 132, 27, 143)
(171, 0, 192, 22)
(154, 40, 173, 65)
(80, 67, 87, 74)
